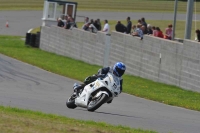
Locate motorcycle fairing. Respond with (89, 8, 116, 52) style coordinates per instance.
(75, 73, 120, 108)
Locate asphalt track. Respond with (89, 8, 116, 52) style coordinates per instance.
(0, 10, 200, 36)
(0, 54, 200, 133)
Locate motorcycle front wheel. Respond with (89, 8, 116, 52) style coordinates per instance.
(87, 93, 108, 112)
(66, 93, 77, 109)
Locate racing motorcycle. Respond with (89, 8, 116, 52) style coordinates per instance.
(66, 72, 121, 112)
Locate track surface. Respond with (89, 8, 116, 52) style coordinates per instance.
(0, 54, 200, 133)
(0, 11, 200, 36)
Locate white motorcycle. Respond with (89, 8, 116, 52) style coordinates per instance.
(66, 72, 121, 112)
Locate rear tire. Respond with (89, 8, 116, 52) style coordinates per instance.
(87, 93, 108, 112)
(66, 94, 77, 109)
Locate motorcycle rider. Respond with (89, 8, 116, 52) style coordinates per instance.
(73, 62, 126, 103)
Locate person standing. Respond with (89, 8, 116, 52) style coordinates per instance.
(102, 20, 110, 34)
(97, 19, 102, 31)
(126, 17, 132, 34)
(141, 17, 147, 34)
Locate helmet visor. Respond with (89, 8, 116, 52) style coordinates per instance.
(115, 67, 125, 77)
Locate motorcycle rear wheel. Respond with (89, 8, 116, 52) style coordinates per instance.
(66, 93, 77, 109)
(87, 93, 108, 112)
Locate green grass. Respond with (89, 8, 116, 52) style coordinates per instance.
(0, 35, 200, 112)
(0, 106, 157, 133)
(0, 0, 200, 13)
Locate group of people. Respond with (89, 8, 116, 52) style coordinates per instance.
(57, 15, 200, 43)
(82, 17, 110, 34)
(57, 15, 77, 29)
(115, 17, 173, 40)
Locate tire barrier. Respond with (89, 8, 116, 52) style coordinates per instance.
(25, 32, 40, 48)
(35, 32, 40, 48)
(30, 34, 36, 47)
(25, 33, 31, 45)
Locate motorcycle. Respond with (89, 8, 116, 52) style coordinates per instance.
(66, 72, 121, 112)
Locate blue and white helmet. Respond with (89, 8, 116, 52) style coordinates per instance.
(113, 62, 126, 77)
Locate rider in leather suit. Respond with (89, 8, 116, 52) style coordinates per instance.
(74, 62, 126, 102)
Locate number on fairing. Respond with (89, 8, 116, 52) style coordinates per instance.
(113, 83, 117, 89)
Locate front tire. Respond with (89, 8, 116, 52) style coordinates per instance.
(87, 93, 108, 112)
(66, 94, 77, 109)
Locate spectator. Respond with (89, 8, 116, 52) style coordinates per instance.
(62, 15, 68, 27)
(164, 24, 173, 40)
(147, 24, 153, 35)
(152, 26, 157, 36)
(131, 25, 136, 33)
(89, 23, 98, 33)
(115, 21, 127, 33)
(97, 19, 102, 31)
(82, 23, 91, 31)
(93, 20, 100, 31)
(155, 27, 164, 38)
(57, 18, 64, 27)
(84, 17, 89, 24)
(90, 19, 94, 24)
(102, 19, 110, 34)
(69, 17, 77, 29)
(132, 24, 143, 40)
(126, 17, 132, 34)
(196, 29, 200, 42)
(141, 17, 147, 34)
(141, 25, 146, 34)
(137, 19, 142, 26)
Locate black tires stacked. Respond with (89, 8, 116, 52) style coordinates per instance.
(25, 32, 40, 48)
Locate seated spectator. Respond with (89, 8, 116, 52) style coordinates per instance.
(155, 27, 164, 38)
(137, 19, 142, 26)
(102, 20, 110, 34)
(131, 25, 136, 33)
(164, 24, 173, 40)
(57, 18, 64, 27)
(152, 26, 157, 36)
(82, 23, 91, 31)
(62, 15, 68, 27)
(69, 17, 77, 29)
(141, 17, 147, 34)
(132, 24, 143, 40)
(89, 23, 98, 33)
(196, 29, 200, 42)
(65, 21, 71, 29)
(141, 25, 146, 34)
(97, 19, 102, 31)
(115, 21, 127, 33)
(90, 19, 94, 24)
(147, 24, 153, 35)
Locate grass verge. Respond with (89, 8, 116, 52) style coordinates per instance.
(0, 0, 200, 13)
(0, 106, 157, 133)
(0, 35, 200, 111)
